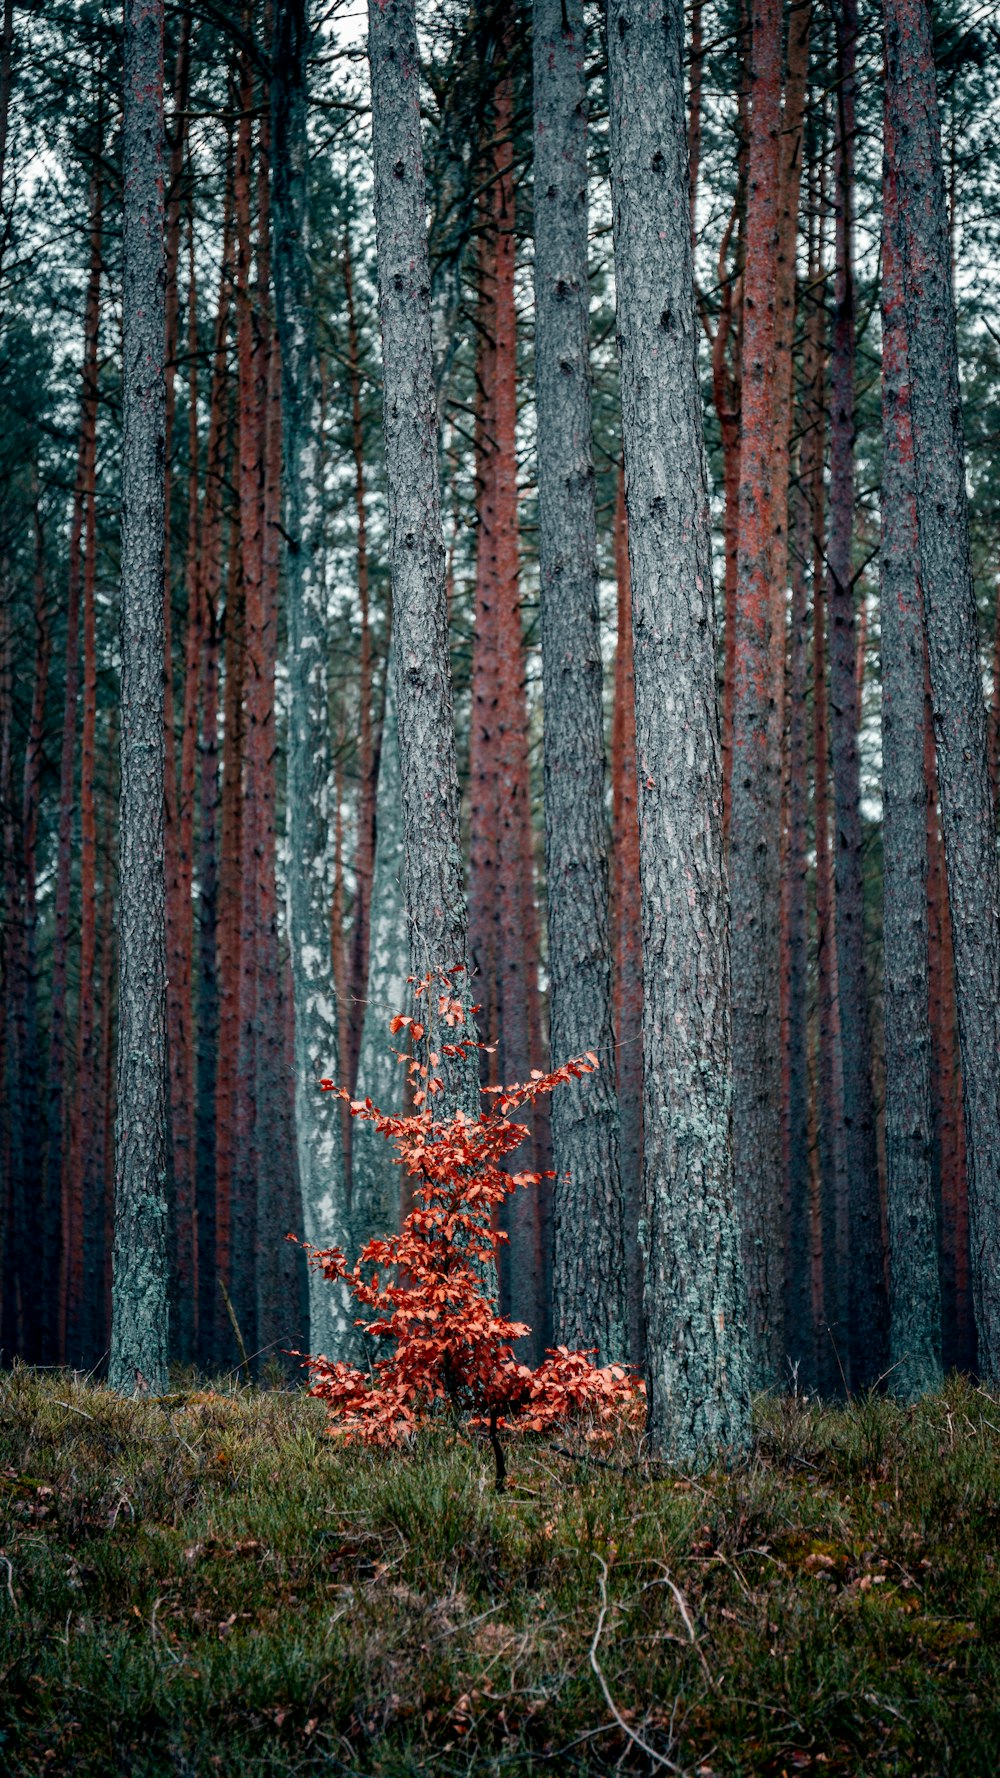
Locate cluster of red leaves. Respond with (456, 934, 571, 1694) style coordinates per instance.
(303, 974, 643, 1484)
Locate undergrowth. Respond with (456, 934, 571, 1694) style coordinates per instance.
(2, 1368, 999, 1775)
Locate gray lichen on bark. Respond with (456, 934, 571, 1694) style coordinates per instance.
(606, 0, 750, 1464)
(533, 0, 627, 1365)
(367, 0, 478, 1116)
(879, 109, 942, 1400)
(109, 0, 169, 1397)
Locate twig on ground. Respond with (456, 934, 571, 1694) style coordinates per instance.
(589, 1556, 687, 1774)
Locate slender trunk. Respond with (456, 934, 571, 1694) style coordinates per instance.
(729, 0, 784, 1388)
(343, 233, 376, 1100)
(353, 668, 409, 1248)
(880, 106, 942, 1398)
(784, 469, 812, 1384)
(215, 530, 243, 1362)
(51, 160, 103, 1366)
(272, 0, 354, 1360)
(469, 226, 500, 1060)
(251, 87, 288, 1363)
(807, 178, 850, 1392)
(778, 0, 812, 1389)
(925, 707, 971, 1372)
(109, 0, 169, 1398)
(0, 577, 23, 1358)
(367, 0, 479, 1116)
(612, 465, 644, 1368)
(488, 21, 545, 1346)
(885, 0, 1000, 1381)
(608, 0, 750, 1463)
(162, 21, 192, 1289)
(169, 202, 201, 1361)
(22, 490, 52, 1360)
(828, 0, 886, 1389)
(194, 150, 233, 1369)
(71, 331, 101, 1367)
(534, 0, 626, 1364)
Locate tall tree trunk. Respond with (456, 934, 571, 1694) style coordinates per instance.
(215, 527, 244, 1362)
(533, 0, 626, 1364)
(778, 0, 812, 1388)
(880, 102, 942, 1399)
(272, 0, 354, 1361)
(483, 24, 546, 1344)
(729, 0, 784, 1389)
(784, 468, 812, 1385)
(161, 19, 192, 1323)
(827, 0, 886, 1389)
(71, 331, 101, 1367)
(885, 0, 1000, 1382)
(51, 156, 103, 1366)
(607, 0, 750, 1464)
(194, 145, 233, 1369)
(367, 0, 478, 1116)
(343, 232, 376, 1101)
(469, 228, 500, 1061)
(22, 488, 52, 1360)
(611, 466, 644, 1368)
(169, 203, 201, 1362)
(109, 0, 169, 1398)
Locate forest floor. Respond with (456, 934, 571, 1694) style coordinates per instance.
(1, 1370, 998, 1776)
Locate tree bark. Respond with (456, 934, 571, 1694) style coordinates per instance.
(612, 466, 644, 1368)
(272, 0, 354, 1361)
(607, 0, 750, 1464)
(729, 0, 784, 1389)
(880, 102, 942, 1399)
(533, 0, 627, 1365)
(367, 0, 478, 1115)
(109, 0, 169, 1398)
(353, 667, 409, 1249)
(343, 231, 377, 1101)
(71, 318, 101, 1367)
(885, 0, 1000, 1382)
(51, 154, 103, 1367)
(828, 0, 886, 1389)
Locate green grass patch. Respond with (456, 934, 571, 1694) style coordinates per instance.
(2, 1370, 999, 1774)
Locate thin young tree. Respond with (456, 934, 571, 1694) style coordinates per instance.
(272, 0, 354, 1359)
(607, 0, 750, 1463)
(884, 0, 1000, 1382)
(533, 0, 627, 1364)
(611, 465, 644, 1366)
(728, 0, 784, 1389)
(367, 0, 478, 1113)
(879, 100, 941, 1398)
(109, 0, 169, 1397)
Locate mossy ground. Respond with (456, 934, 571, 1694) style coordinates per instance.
(1, 1369, 998, 1775)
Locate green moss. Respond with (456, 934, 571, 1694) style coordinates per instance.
(2, 1371, 1000, 1773)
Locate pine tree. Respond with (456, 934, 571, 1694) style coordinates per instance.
(607, 0, 750, 1463)
(534, 0, 627, 1364)
(109, 0, 169, 1398)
